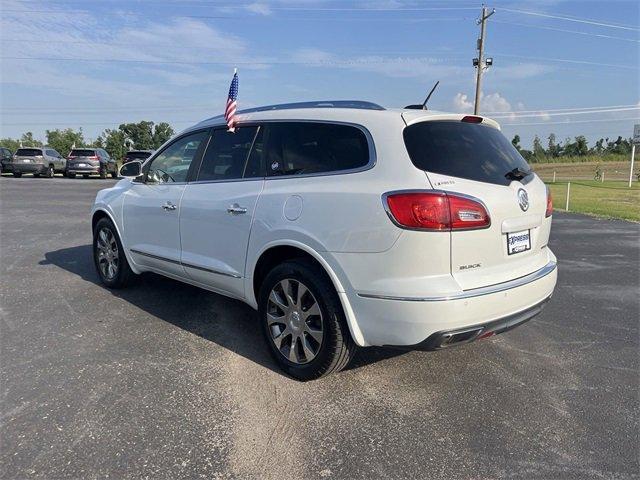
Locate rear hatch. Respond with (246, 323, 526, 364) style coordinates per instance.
(14, 148, 44, 164)
(402, 114, 551, 290)
(68, 149, 99, 167)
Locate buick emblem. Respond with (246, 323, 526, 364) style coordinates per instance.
(517, 188, 529, 212)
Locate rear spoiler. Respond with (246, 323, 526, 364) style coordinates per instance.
(401, 111, 501, 130)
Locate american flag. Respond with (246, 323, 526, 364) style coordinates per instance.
(225, 70, 239, 132)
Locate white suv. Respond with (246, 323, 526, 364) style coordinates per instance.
(91, 101, 557, 380)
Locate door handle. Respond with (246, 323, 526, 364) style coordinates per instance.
(227, 203, 248, 215)
(162, 202, 177, 211)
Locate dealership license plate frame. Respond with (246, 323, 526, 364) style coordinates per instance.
(507, 229, 532, 255)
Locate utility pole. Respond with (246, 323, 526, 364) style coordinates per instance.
(473, 5, 495, 115)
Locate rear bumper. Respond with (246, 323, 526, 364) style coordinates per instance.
(405, 295, 550, 350)
(11, 163, 47, 174)
(67, 166, 101, 174)
(347, 256, 557, 347)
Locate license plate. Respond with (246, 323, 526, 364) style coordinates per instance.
(507, 229, 531, 255)
(78, 163, 86, 167)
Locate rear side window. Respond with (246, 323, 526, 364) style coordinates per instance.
(403, 121, 531, 186)
(197, 126, 259, 181)
(264, 122, 370, 177)
(15, 149, 42, 156)
(70, 149, 96, 157)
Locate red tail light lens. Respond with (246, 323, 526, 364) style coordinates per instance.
(384, 191, 490, 231)
(545, 186, 553, 217)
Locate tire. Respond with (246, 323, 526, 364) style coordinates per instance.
(258, 259, 356, 381)
(45, 165, 54, 178)
(110, 170, 118, 178)
(12, 172, 22, 178)
(83, 174, 89, 179)
(33, 173, 40, 178)
(99, 166, 107, 179)
(93, 217, 135, 289)
(68, 172, 76, 178)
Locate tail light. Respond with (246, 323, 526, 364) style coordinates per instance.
(545, 186, 553, 217)
(89, 156, 99, 160)
(384, 191, 490, 231)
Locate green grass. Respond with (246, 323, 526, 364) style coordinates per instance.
(546, 180, 640, 221)
(531, 154, 629, 164)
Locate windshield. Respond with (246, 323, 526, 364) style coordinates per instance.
(15, 148, 42, 157)
(403, 121, 531, 186)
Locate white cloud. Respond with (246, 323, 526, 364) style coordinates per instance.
(246, 3, 272, 15)
(453, 93, 473, 113)
(291, 48, 466, 79)
(482, 92, 512, 113)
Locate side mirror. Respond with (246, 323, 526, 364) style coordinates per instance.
(119, 161, 142, 178)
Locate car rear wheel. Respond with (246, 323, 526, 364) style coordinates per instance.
(93, 217, 135, 289)
(99, 167, 107, 179)
(83, 174, 89, 179)
(12, 172, 22, 178)
(67, 172, 76, 178)
(45, 165, 54, 178)
(110, 170, 118, 178)
(258, 259, 356, 380)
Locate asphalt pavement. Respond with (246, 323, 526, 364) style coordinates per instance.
(1, 176, 638, 479)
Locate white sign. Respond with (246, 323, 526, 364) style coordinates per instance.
(634, 124, 640, 145)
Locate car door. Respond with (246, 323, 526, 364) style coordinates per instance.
(122, 130, 209, 278)
(179, 125, 264, 298)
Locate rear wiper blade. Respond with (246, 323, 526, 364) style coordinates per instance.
(505, 167, 532, 181)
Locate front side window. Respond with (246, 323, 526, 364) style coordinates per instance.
(197, 126, 259, 181)
(264, 122, 370, 177)
(146, 131, 207, 183)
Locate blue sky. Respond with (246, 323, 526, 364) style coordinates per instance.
(1, 0, 638, 148)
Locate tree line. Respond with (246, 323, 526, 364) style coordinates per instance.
(511, 133, 634, 163)
(1, 122, 633, 164)
(0, 121, 174, 162)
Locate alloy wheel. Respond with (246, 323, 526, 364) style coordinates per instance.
(267, 278, 324, 364)
(96, 227, 119, 280)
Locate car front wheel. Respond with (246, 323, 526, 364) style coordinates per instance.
(258, 259, 356, 380)
(93, 217, 135, 288)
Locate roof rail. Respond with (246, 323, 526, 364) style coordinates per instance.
(202, 100, 385, 122)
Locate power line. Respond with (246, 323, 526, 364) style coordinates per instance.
(499, 7, 640, 32)
(484, 104, 640, 115)
(500, 117, 640, 126)
(491, 106, 640, 119)
(1, 54, 635, 71)
(492, 19, 640, 43)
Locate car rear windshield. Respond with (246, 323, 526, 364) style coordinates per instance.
(15, 148, 42, 157)
(70, 149, 96, 157)
(403, 121, 531, 186)
(125, 151, 151, 159)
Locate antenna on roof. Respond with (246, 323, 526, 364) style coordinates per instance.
(404, 81, 440, 110)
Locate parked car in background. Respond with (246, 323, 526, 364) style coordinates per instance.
(10, 147, 65, 178)
(0, 147, 13, 174)
(91, 100, 557, 380)
(122, 150, 153, 164)
(66, 148, 117, 179)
